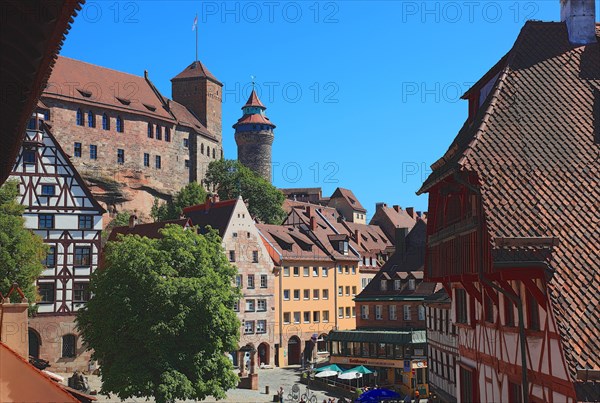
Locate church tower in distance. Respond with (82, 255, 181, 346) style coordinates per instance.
(234, 89, 276, 182)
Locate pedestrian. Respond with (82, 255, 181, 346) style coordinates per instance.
(278, 386, 284, 403)
(415, 390, 421, 403)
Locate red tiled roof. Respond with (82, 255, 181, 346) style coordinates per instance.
(233, 113, 276, 128)
(419, 21, 600, 382)
(171, 60, 221, 85)
(183, 198, 238, 238)
(257, 223, 332, 262)
(108, 219, 191, 241)
(243, 89, 265, 108)
(329, 187, 367, 213)
(44, 56, 174, 121)
(167, 99, 214, 139)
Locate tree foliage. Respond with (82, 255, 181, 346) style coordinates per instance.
(204, 159, 286, 224)
(0, 181, 46, 305)
(77, 225, 240, 403)
(151, 182, 207, 222)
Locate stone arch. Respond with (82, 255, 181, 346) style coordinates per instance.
(258, 342, 270, 366)
(28, 328, 41, 358)
(287, 335, 301, 365)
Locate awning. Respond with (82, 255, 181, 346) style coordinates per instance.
(327, 330, 426, 345)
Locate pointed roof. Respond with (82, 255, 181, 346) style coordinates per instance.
(171, 60, 222, 85)
(243, 89, 265, 109)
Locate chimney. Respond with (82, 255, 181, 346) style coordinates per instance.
(306, 205, 313, 218)
(375, 202, 387, 210)
(1, 284, 29, 358)
(416, 211, 422, 218)
(406, 207, 414, 218)
(393, 205, 401, 213)
(128, 214, 138, 228)
(310, 216, 317, 231)
(395, 227, 408, 254)
(354, 229, 361, 244)
(561, 0, 597, 45)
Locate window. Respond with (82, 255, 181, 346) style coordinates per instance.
(345, 307, 351, 318)
(41, 185, 55, 196)
(38, 283, 54, 303)
(312, 267, 319, 277)
(89, 144, 97, 160)
(352, 286, 357, 295)
(183, 138, 189, 148)
(283, 312, 291, 324)
(313, 289, 319, 300)
(233, 301, 239, 311)
(361, 305, 369, 319)
(39, 214, 54, 229)
(389, 305, 397, 320)
(485, 294, 494, 323)
(252, 251, 259, 263)
(257, 320, 266, 334)
(323, 310, 329, 322)
(245, 299, 255, 312)
(260, 275, 267, 288)
(303, 289, 310, 300)
(257, 299, 266, 311)
(322, 267, 328, 277)
(508, 381, 523, 403)
(147, 123, 153, 138)
(76, 109, 83, 126)
(283, 289, 290, 300)
(313, 311, 320, 322)
(345, 286, 350, 296)
(74, 246, 91, 266)
(207, 146, 210, 156)
(102, 113, 109, 130)
(351, 266, 356, 274)
(87, 111, 95, 128)
(73, 283, 90, 302)
(23, 150, 36, 165)
(247, 274, 254, 289)
(235, 275, 242, 288)
(376, 305, 383, 320)
(322, 289, 329, 299)
(394, 279, 401, 290)
(344, 265, 349, 274)
(303, 267, 309, 277)
(244, 320, 254, 334)
(156, 125, 162, 140)
(527, 292, 540, 331)
(338, 307, 344, 318)
(116, 116, 124, 132)
(185, 159, 190, 169)
(338, 286, 343, 296)
(459, 366, 475, 402)
(283, 267, 290, 277)
(78, 215, 94, 229)
(455, 288, 468, 324)
(408, 279, 416, 290)
(155, 155, 161, 169)
(144, 153, 150, 167)
(352, 307, 356, 317)
(229, 250, 235, 262)
(212, 148, 216, 159)
(380, 280, 387, 291)
(362, 278, 369, 289)
(62, 334, 76, 358)
(43, 246, 56, 268)
(293, 312, 301, 324)
(293, 267, 300, 276)
(403, 305, 412, 320)
(74, 142, 82, 158)
(337, 265, 342, 274)
(164, 127, 171, 142)
(303, 311, 311, 323)
(117, 149, 124, 164)
(293, 290, 300, 300)
(505, 296, 515, 327)
(418, 305, 426, 321)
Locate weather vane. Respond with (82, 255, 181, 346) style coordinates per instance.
(250, 75, 256, 89)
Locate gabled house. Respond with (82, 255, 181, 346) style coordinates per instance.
(10, 114, 105, 372)
(327, 187, 367, 224)
(418, 2, 600, 401)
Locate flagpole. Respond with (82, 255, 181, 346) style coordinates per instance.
(195, 13, 198, 62)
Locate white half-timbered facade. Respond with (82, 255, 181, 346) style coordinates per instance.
(10, 113, 105, 315)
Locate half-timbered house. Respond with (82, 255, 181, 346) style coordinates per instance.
(10, 112, 105, 372)
(418, 2, 600, 401)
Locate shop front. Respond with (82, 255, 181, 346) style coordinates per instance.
(327, 330, 428, 397)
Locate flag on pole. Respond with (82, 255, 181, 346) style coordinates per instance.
(192, 14, 198, 31)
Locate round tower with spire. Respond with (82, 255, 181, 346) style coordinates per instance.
(234, 89, 276, 182)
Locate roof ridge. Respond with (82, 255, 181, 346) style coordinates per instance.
(57, 55, 146, 80)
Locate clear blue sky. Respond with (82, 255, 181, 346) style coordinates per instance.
(61, 1, 560, 217)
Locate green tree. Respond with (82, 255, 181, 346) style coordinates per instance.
(204, 159, 286, 224)
(0, 180, 47, 305)
(77, 224, 240, 403)
(151, 182, 207, 222)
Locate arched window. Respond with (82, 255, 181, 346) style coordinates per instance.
(28, 328, 41, 358)
(147, 123, 153, 138)
(164, 127, 171, 142)
(62, 334, 76, 358)
(212, 148, 216, 159)
(76, 109, 83, 126)
(102, 113, 109, 130)
(116, 116, 124, 133)
(207, 146, 210, 156)
(156, 125, 162, 140)
(87, 111, 95, 128)
(201, 144, 204, 153)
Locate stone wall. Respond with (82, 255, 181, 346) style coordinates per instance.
(235, 130, 274, 182)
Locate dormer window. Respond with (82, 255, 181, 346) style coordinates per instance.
(408, 279, 416, 291)
(77, 89, 92, 98)
(380, 280, 387, 291)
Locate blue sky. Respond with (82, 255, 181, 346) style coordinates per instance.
(61, 1, 560, 216)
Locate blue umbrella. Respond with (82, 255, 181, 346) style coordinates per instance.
(355, 388, 402, 402)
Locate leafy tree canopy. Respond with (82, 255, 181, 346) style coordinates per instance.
(0, 181, 46, 306)
(151, 182, 207, 222)
(77, 224, 240, 403)
(204, 159, 286, 224)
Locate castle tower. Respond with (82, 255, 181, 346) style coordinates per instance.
(234, 89, 276, 182)
(171, 60, 223, 139)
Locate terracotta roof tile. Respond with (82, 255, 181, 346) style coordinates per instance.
(108, 218, 190, 241)
(329, 187, 366, 212)
(171, 60, 221, 85)
(243, 89, 265, 108)
(183, 198, 238, 238)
